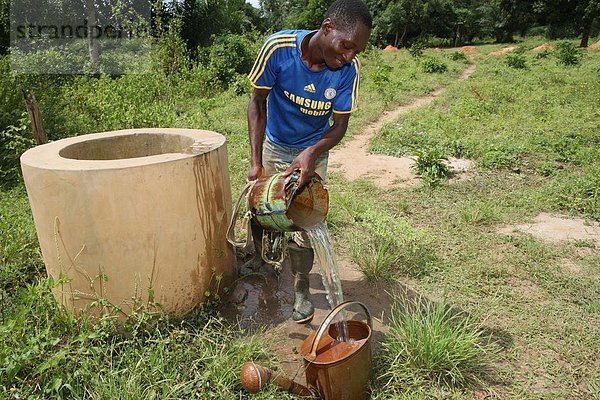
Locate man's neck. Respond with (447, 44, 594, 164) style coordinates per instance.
(301, 30, 326, 72)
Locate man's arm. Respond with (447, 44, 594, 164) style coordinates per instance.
(247, 88, 270, 181)
(284, 112, 350, 187)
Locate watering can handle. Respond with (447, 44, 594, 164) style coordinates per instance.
(226, 181, 255, 252)
(308, 301, 372, 360)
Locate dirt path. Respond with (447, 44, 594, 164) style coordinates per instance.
(330, 62, 477, 187)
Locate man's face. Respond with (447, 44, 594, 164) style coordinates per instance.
(321, 19, 370, 69)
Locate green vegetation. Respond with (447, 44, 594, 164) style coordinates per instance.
(421, 56, 449, 73)
(412, 147, 450, 187)
(506, 52, 527, 69)
(1, 18, 600, 398)
(554, 40, 583, 65)
(377, 298, 496, 391)
(370, 40, 600, 221)
(1, 280, 283, 399)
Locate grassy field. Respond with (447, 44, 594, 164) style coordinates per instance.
(1, 38, 599, 398)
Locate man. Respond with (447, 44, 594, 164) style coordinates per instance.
(243, 0, 372, 323)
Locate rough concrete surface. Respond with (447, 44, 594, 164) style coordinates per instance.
(21, 128, 236, 316)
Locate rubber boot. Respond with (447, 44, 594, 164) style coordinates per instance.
(288, 243, 315, 323)
(239, 219, 264, 276)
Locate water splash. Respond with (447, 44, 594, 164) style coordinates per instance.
(306, 221, 349, 342)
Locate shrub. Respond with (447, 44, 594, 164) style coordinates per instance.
(413, 147, 450, 187)
(535, 50, 552, 59)
(450, 51, 468, 62)
(421, 57, 448, 73)
(420, 36, 453, 48)
(514, 45, 528, 54)
(0, 186, 44, 298)
(371, 64, 392, 85)
(151, 19, 189, 77)
(207, 34, 256, 85)
(409, 41, 425, 58)
(378, 298, 496, 388)
(59, 73, 178, 135)
(555, 41, 581, 66)
(506, 53, 527, 69)
(526, 25, 548, 37)
(0, 57, 27, 130)
(0, 115, 34, 188)
(230, 73, 251, 96)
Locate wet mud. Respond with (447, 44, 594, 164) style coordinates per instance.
(219, 255, 419, 383)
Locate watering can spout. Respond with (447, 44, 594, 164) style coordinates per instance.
(240, 362, 315, 397)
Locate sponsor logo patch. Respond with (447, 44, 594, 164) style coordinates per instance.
(303, 83, 316, 93)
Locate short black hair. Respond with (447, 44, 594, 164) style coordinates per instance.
(325, 0, 372, 32)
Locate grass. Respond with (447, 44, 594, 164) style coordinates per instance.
(0, 277, 291, 399)
(376, 298, 497, 391)
(2, 37, 600, 398)
(0, 44, 467, 397)
(360, 38, 600, 398)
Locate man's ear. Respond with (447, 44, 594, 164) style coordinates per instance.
(321, 18, 334, 35)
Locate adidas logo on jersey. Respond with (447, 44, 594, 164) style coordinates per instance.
(303, 83, 316, 93)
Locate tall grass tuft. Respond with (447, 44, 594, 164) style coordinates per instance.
(378, 298, 496, 390)
(349, 235, 400, 281)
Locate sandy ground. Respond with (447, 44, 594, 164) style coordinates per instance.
(489, 46, 516, 56)
(533, 43, 554, 52)
(498, 213, 600, 246)
(221, 255, 418, 384)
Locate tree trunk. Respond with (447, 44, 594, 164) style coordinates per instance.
(22, 90, 48, 145)
(399, 25, 407, 48)
(86, 0, 101, 72)
(580, 18, 593, 48)
(394, 30, 399, 47)
(454, 24, 460, 47)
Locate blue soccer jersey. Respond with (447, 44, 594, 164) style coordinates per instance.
(248, 30, 361, 148)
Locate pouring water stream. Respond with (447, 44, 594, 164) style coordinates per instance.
(306, 221, 350, 342)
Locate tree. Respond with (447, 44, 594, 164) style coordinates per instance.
(372, 0, 426, 47)
(577, 0, 599, 47)
(179, 0, 263, 55)
(260, 0, 290, 31)
(285, 0, 330, 29)
(494, 0, 535, 42)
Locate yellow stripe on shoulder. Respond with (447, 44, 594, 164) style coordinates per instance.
(249, 42, 296, 83)
(248, 34, 297, 82)
(352, 57, 361, 73)
(351, 57, 361, 110)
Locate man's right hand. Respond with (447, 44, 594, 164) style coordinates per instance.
(247, 165, 265, 182)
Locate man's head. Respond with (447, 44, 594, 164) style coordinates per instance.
(319, 0, 372, 69)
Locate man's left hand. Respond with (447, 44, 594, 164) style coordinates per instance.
(283, 148, 317, 188)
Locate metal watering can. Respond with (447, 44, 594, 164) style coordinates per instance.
(241, 301, 373, 399)
(300, 301, 373, 400)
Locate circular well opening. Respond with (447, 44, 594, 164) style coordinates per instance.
(59, 133, 196, 160)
